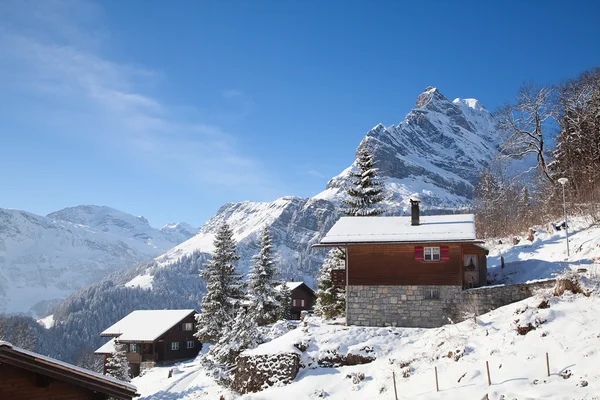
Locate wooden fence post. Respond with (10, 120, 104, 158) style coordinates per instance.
(546, 353, 550, 377)
(434, 367, 439, 392)
(486, 361, 491, 386)
(392, 371, 398, 400)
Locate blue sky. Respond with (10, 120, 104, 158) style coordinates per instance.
(1, 0, 599, 228)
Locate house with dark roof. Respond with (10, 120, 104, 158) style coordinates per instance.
(316, 199, 488, 328)
(95, 309, 201, 377)
(280, 281, 316, 320)
(0, 341, 138, 400)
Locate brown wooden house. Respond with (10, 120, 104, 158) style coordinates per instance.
(95, 309, 202, 377)
(281, 281, 316, 320)
(0, 340, 138, 400)
(316, 199, 489, 328)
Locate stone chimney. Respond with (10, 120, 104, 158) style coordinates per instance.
(410, 199, 420, 226)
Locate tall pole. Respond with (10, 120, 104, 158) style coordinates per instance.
(558, 178, 570, 258)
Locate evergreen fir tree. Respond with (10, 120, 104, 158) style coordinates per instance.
(195, 223, 244, 343)
(343, 146, 386, 216)
(209, 307, 260, 367)
(105, 341, 130, 382)
(277, 283, 292, 320)
(247, 227, 280, 326)
(314, 247, 346, 319)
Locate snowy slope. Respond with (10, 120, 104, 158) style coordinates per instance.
(0, 206, 196, 315)
(127, 87, 499, 291)
(131, 220, 600, 400)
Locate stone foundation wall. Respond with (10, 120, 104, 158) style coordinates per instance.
(463, 279, 556, 317)
(347, 280, 555, 328)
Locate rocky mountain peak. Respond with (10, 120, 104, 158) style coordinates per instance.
(415, 86, 448, 108)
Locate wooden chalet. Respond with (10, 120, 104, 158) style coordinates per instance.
(95, 309, 201, 377)
(281, 281, 316, 320)
(316, 199, 489, 327)
(0, 341, 138, 400)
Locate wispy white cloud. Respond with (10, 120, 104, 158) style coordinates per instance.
(0, 0, 276, 192)
(307, 169, 327, 179)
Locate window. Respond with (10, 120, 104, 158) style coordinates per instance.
(183, 322, 193, 331)
(171, 342, 179, 351)
(129, 344, 138, 353)
(292, 299, 297, 307)
(425, 288, 440, 300)
(301, 299, 305, 307)
(186, 340, 195, 349)
(424, 247, 440, 261)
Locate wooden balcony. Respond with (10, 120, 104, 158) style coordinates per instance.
(126, 352, 157, 364)
(331, 269, 346, 287)
(125, 352, 141, 364)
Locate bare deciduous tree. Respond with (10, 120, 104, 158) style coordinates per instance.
(496, 83, 556, 183)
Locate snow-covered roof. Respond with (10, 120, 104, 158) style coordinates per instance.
(94, 338, 116, 355)
(276, 281, 314, 293)
(284, 281, 304, 291)
(0, 341, 137, 393)
(101, 309, 197, 342)
(319, 214, 478, 245)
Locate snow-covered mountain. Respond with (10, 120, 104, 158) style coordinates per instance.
(0, 206, 197, 315)
(129, 87, 500, 288)
(317, 87, 498, 209)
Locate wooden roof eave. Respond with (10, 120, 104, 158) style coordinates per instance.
(0, 346, 139, 399)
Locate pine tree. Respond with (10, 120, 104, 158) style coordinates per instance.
(209, 308, 260, 367)
(247, 227, 280, 326)
(195, 223, 244, 343)
(105, 341, 130, 382)
(314, 248, 346, 319)
(343, 146, 386, 216)
(277, 283, 292, 320)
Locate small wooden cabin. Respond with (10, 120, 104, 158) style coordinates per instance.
(95, 309, 202, 377)
(316, 200, 489, 328)
(0, 341, 138, 400)
(282, 281, 316, 320)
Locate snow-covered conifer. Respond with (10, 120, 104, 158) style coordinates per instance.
(210, 308, 260, 367)
(343, 146, 386, 216)
(105, 341, 130, 382)
(277, 283, 292, 320)
(247, 226, 280, 325)
(195, 223, 244, 343)
(314, 247, 346, 320)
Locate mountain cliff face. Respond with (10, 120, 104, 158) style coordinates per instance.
(0, 206, 196, 315)
(129, 87, 500, 289)
(318, 87, 498, 211)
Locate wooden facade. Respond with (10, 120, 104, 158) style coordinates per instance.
(0, 342, 137, 400)
(339, 242, 488, 288)
(289, 283, 316, 320)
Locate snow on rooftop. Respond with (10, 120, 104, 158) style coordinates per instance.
(282, 281, 304, 291)
(320, 214, 477, 244)
(101, 309, 196, 342)
(94, 338, 116, 354)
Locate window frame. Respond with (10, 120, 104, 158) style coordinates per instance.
(183, 322, 193, 331)
(171, 342, 180, 351)
(423, 247, 441, 262)
(186, 340, 195, 349)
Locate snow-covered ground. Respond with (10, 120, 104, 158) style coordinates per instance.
(132, 217, 600, 399)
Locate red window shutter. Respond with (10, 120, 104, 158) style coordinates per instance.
(440, 246, 450, 261)
(414, 246, 424, 261)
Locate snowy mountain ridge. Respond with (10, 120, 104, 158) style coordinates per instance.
(0, 206, 197, 315)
